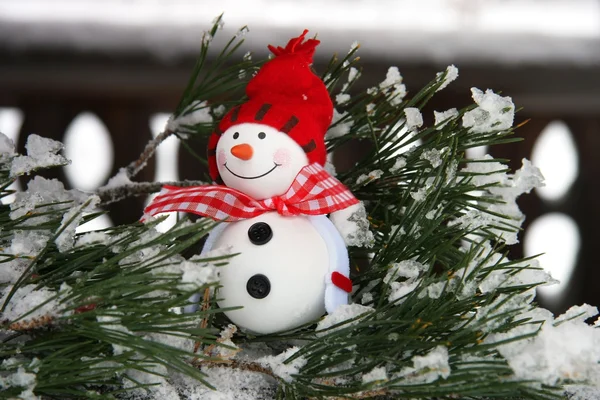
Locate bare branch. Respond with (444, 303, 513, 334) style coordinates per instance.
(125, 129, 174, 180)
(97, 180, 206, 206)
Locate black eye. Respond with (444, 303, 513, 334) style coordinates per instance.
(233, 132, 239, 139)
(258, 132, 266, 140)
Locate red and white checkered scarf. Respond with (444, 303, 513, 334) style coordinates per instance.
(143, 163, 358, 221)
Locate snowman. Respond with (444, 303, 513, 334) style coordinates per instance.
(144, 31, 360, 334)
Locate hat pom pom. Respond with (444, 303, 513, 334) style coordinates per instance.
(267, 29, 319, 63)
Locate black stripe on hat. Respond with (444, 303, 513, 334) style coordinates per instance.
(230, 106, 241, 122)
(302, 139, 316, 153)
(255, 104, 272, 121)
(280, 116, 299, 134)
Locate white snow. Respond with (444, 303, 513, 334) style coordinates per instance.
(335, 93, 351, 105)
(167, 100, 213, 132)
(425, 281, 445, 299)
(385, 260, 427, 304)
(410, 185, 431, 202)
(257, 347, 306, 383)
(420, 148, 443, 168)
(330, 202, 375, 248)
(356, 169, 383, 185)
(435, 65, 459, 92)
(97, 311, 134, 356)
(388, 280, 419, 303)
(403, 108, 423, 130)
(74, 231, 111, 247)
(55, 195, 100, 252)
(183, 366, 275, 400)
(397, 346, 450, 384)
(384, 260, 425, 284)
(10, 134, 69, 177)
(348, 67, 359, 82)
(487, 305, 600, 386)
(389, 156, 406, 173)
(326, 109, 353, 139)
(457, 156, 545, 245)
(361, 292, 373, 304)
(462, 88, 515, 134)
(555, 304, 598, 325)
(100, 167, 132, 190)
(0, 284, 64, 322)
(152, 248, 227, 292)
(0, 367, 37, 400)
(362, 366, 388, 384)
(377, 67, 407, 105)
(0, 132, 15, 162)
(316, 304, 374, 334)
(211, 324, 240, 360)
(462, 155, 509, 189)
(434, 108, 459, 130)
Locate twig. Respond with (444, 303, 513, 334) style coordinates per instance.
(125, 129, 174, 180)
(199, 359, 278, 380)
(97, 180, 206, 206)
(193, 287, 212, 356)
(5, 315, 54, 331)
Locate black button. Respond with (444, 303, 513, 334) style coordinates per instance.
(248, 222, 273, 245)
(246, 274, 271, 299)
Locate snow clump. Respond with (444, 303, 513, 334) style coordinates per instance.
(330, 202, 375, 248)
(404, 107, 423, 130)
(376, 67, 406, 105)
(396, 346, 450, 384)
(326, 109, 354, 139)
(385, 260, 427, 304)
(436, 65, 459, 92)
(257, 347, 307, 383)
(487, 305, 600, 386)
(362, 366, 388, 384)
(167, 100, 213, 133)
(462, 88, 514, 133)
(10, 134, 69, 177)
(316, 304, 374, 335)
(434, 108, 459, 130)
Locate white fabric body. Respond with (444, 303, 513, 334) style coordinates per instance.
(195, 213, 349, 334)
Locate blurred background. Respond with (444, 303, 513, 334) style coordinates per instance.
(0, 0, 598, 314)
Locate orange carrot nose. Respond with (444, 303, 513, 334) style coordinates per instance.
(230, 143, 254, 160)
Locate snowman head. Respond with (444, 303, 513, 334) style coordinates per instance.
(216, 122, 309, 199)
(207, 30, 334, 197)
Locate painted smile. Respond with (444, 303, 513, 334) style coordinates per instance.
(223, 162, 279, 180)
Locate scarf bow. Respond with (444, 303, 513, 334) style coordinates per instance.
(143, 163, 358, 222)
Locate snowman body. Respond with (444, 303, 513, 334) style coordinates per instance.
(208, 212, 329, 334)
(200, 122, 351, 334)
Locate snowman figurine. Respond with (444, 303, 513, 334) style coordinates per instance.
(145, 31, 360, 334)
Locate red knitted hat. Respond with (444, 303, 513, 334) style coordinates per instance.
(207, 30, 333, 182)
